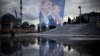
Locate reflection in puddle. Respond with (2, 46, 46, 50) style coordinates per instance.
(0, 38, 80, 56)
(0, 38, 39, 56)
(39, 38, 80, 56)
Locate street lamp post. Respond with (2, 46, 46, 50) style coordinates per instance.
(78, 6, 81, 23)
(20, 0, 23, 24)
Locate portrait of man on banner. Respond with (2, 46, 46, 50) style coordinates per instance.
(39, 0, 65, 31)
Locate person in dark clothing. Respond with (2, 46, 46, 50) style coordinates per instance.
(68, 45, 71, 51)
(68, 17, 71, 24)
(11, 30, 15, 39)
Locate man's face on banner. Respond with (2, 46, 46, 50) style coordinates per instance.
(41, 0, 52, 16)
(53, 5, 60, 16)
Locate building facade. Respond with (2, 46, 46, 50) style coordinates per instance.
(76, 12, 100, 24)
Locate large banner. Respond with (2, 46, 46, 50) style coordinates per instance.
(39, 0, 65, 56)
(39, 0, 65, 31)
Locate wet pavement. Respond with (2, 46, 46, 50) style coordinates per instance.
(0, 38, 91, 56)
(0, 24, 100, 56)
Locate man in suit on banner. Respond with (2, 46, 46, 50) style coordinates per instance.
(39, 0, 53, 31)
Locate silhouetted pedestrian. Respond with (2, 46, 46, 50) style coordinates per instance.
(68, 17, 71, 24)
(11, 30, 15, 39)
(68, 45, 71, 51)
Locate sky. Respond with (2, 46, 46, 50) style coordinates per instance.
(0, 0, 100, 25)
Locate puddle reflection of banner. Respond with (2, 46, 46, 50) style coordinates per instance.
(39, 0, 65, 31)
(40, 38, 64, 56)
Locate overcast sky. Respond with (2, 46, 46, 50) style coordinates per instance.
(0, 0, 100, 25)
